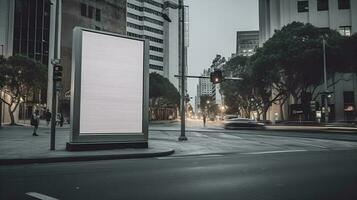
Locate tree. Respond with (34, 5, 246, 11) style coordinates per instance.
(260, 22, 343, 103)
(220, 56, 255, 118)
(0, 55, 47, 125)
(149, 73, 179, 120)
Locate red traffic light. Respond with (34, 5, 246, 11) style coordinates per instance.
(210, 69, 223, 84)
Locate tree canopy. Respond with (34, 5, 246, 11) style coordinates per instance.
(0, 55, 47, 125)
(220, 22, 357, 121)
(149, 73, 180, 107)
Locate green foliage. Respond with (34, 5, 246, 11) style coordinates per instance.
(259, 22, 345, 100)
(220, 56, 255, 117)
(149, 73, 179, 107)
(0, 55, 47, 124)
(220, 22, 356, 120)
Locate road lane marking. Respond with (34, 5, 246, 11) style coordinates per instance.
(157, 154, 223, 160)
(26, 192, 59, 200)
(217, 133, 242, 139)
(243, 149, 307, 155)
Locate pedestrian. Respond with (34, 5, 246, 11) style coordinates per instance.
(59, 112, 64, 127)
(203, 113, 206, 127)
(31, 109, 40, 136)
(45, 109, 51, 126)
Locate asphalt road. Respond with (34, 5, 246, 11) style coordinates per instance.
(1, 149, 357, 200)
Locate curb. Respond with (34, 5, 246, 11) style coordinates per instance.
(149, 120, 179, 124)
(0, 149, 175, 166)
(150, 127, 357, 134)
(265, 128, 357, 134)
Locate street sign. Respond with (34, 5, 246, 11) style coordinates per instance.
(68, 27, 149, 150)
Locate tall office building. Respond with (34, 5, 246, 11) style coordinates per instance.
(259, 0, 357, 46)
(126, 0, 188, 90)
(259, 0, 357, 121)
(236, 31, 259, 57)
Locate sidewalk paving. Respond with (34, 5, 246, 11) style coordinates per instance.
(0, 125, 174, 165)
(1, 121, 356, 165)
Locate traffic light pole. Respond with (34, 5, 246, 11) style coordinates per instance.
(178, 0, 187, 141)
(50, 0, 60, 150)
(322, 38, 329, 123)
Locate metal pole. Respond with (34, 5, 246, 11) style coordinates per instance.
(178, 0, 187, 141)
(50, 0, 60, 150)
(323, 38, 329, 123)
(0, 44, 3, 128)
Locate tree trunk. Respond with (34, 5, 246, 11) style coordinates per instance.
(8, 100, 20, 125)
(262, 110, 267, 121)
(280, 103, 285, 121)
(8, 105, 15, 125)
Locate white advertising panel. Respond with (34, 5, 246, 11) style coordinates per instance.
(79, 30, 144, 134)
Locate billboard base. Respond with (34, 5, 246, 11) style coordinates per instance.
(66, 142, 148, 151)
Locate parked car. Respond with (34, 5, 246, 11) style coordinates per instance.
(224, 118, 265, 130)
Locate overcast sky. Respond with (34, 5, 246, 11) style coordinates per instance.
(185, 0, 259, 103)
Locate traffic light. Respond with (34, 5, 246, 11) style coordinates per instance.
(53, 64, 63, 82)
(210, 69, 223, 84)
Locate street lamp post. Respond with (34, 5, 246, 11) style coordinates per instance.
(322, 38, 329, 123)
(50, 0, 61, 150)
(178, 0, 187, 141)
(0, 44, 4, 128)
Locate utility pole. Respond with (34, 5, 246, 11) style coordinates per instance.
(322, 38, 329, 123)
(178, 0, 187, 141)
(0, 44, 3, 128)
(50, 0, 61, 150)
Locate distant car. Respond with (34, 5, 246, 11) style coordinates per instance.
(224, 118, 265, 130)
(223, 115, 238, 121)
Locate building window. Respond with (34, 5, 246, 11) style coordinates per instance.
(297, 1, 309, 12)
(80, 3, 87, 16)
(317, 0, 328, 11)
(339, 26, 351, 36)
(343, 91, 355, 120)
(127, 32, 143, 38)
(150, 55, 164, 62)
(95, 8, 101, 21)
(88, 6, 94, 18)
(150, 46, 163, 53)
(338, 0, 350, 9)
(149, 64, 163, 71)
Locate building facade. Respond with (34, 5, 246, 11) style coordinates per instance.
(126, 0, 188, 90)
(259, 0, 357, 121)
(0, 0, 127, 123)
(259, 0, 357, 45)
(236, 31, 259, 57)
(1, 0, 52, 123)
(56, 0, 127, 117)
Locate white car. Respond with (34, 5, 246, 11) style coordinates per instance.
(224, 118, 265, 130)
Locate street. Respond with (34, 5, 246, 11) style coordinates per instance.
(1, 149, 357, 200)
(1, 120, 357, 199)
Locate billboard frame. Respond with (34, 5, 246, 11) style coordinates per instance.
(68, 27, 149, 149)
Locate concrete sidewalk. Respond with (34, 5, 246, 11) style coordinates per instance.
(1, 122, 357, 165)
(0, 125, 174, 165)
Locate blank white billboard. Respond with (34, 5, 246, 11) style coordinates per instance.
(79, 30, 144, 134)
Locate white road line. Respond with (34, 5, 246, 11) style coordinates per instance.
(157, 154, 223, 160)
(243, 149, 307, 155)
(217, 133, 242, 139)
(26, 192, 59, 200)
